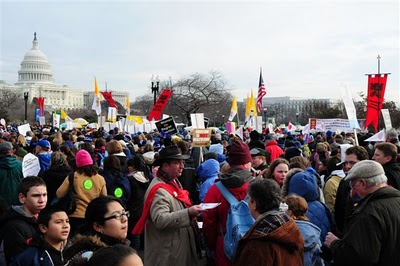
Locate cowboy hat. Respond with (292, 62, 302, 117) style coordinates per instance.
(153, 146, 190, 166)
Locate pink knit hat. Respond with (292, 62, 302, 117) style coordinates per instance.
(76, 149, 93, 168)
(227, 141, 252, 166)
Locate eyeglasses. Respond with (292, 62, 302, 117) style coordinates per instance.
(103, 211, 130, 221)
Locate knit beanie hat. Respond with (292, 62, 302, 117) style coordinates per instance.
(227, 141, 252, 166)
(76, 149, 93, 168)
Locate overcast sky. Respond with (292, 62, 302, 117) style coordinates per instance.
(1, 0, 399, 103)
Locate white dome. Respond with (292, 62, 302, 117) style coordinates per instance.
(16, 32, 54, 85)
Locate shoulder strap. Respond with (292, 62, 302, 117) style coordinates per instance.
(216, 182, 239, 205)
(68, 172, 75, 192)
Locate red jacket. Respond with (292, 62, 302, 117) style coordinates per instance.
(266, 140, 284, 163)
(203, 180, 249, 266)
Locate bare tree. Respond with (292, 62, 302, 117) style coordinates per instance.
(165, 71, 232, 124)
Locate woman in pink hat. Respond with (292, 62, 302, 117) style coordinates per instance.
(57, 149, 107, 237)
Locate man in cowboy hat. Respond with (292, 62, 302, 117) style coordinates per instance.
(132, 145, 204, 266)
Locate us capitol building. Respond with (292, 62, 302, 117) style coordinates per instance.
(0, 33, 129, 111)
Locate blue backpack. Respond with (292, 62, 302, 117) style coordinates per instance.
(216, 182, 255, 261)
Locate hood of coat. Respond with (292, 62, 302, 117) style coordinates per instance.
(281, 168, 303, 198)
(295, 220, 321, 250)
(0, 206, 37, 229)
(219, 167, 253, 188)
(288, 171, 319, 202)
(0, 155, 21, 169)
(244, 211, 304, 253)
(196, 159, 220, 182)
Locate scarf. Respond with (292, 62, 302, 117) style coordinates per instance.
(132, 175, 191, 234)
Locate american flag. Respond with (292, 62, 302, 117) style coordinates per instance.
(257, 68, 267, 112)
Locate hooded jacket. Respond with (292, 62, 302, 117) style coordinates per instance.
(0, 206, 39, 264)
(0, 155, 23, 206)
(283, 170, 332, 243)
(234, 211, 304, 266)
(265, 140, 284, 163)
(203, 168, 253, 266)
(39, 165, 73, 207)
(295, 220, 323, 266)
(197, 159, 220, 202)
(10, 234, 65, 266)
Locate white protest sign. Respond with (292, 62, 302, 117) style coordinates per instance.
(381, 109, 392, 130)
(22, 153, 40, 177)
(18, 124, 31, 136)
(341, 87, 360, 129)
(39, 116, 46, 126)
(191, 113, 205, 129)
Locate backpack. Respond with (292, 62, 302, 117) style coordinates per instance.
(107, 173, 131, 206)
(52, 173, 77, 215)
(216, 182, 255, 261)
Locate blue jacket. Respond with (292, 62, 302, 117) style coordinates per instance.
(288, 171, 331, 243)
(295, 220, 323, 266)
(197, 159, 220, 202)
(37, 153, 51, 173)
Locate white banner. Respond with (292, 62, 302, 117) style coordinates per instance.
(341, 87, 360, 129)
(18, 124, 31, 136)
(191, 113, 205, 129)
(381, 109, 392, 130)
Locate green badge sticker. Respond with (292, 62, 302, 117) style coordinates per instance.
(114, 187, 123, 198)
(83, 179, 93, 190)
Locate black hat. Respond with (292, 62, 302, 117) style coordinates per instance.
(250, 148, 267, 158)
(153, 146, 190, 166)
(250, 130, 262, 140)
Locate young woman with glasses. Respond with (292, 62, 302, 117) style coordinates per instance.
(63, 196, 134, 265)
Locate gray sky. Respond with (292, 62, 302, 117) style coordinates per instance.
(1, 0, 399, 103)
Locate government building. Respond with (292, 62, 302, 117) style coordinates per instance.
(0, 33, 129, 111)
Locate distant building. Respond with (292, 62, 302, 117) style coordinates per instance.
(0, 33, 128, 111)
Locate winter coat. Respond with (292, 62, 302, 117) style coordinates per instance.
(330, 187, 400, 266)
(265, 140, 284, 163)
(382, 161, 400, 189)
(126, 171, 149, 232)
(39, 165, 73, 207)
(144, 177, 200, 266)
(295, 220, 323, 266)
(323, 170, 345, 212)
(37, 153, 51, 173)
(101, 171, 131, 206)
(203, 168, 253, 266)
(234, 211, 304, 266)
(197, 159, 220, 202)
(0, 155, 23, 206)
(0, 206, 39, 264)
(64, 234, 130, 264)
(283, 169, 332, 243)
(10, 234, 66, 266)
(56, 171, 107, 219)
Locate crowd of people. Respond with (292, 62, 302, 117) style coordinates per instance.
(0, 124, 399, 265)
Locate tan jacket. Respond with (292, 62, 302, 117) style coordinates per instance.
(56, 171, 107, 218)
(144, 177, 199, 266)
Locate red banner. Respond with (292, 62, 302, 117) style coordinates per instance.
(365, 74, 388, 131)
(101, 92, 118, 110)
(148, 89, 173, 121)
(37, 97, 45, 116)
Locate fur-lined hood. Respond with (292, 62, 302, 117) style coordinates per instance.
(63, 235, 108, 265)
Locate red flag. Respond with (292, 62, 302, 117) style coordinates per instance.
(148, 89, 173, 121)
(365, 74, 388, 131)
(257, 68, 267, 113)
(101, 92, 118, 110)
(37, 97, 45, 116)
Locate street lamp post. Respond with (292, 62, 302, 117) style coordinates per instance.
(151, 75, 160, 106)
(296, 112, 299, 125)
(24, 90, 29, 123)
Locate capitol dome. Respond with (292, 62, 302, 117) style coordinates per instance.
(16, 32, 54, 85)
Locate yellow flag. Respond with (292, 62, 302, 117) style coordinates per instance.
(125, 97, 130, 116)
(228, 96, 238, 121)
(127, 115, 143, 124)
(92, 77, 101, 115)
(61, 109, 67, 119)
(250, 89, 258, 117)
